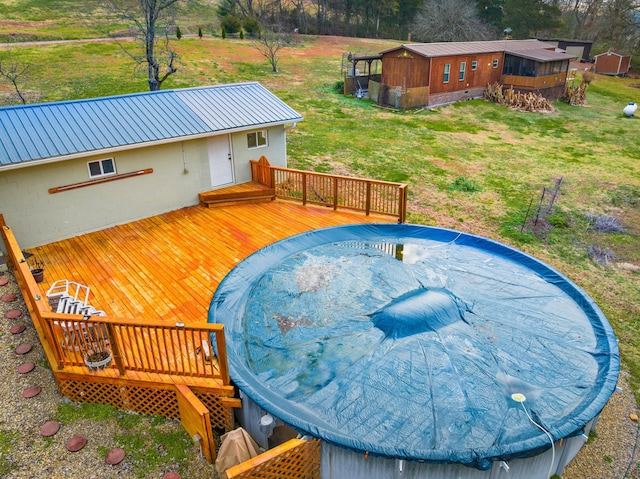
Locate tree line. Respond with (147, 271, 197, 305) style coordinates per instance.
(217, 0, 639, 55)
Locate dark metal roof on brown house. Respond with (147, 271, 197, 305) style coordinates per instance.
(505, 47, 576, 62)
(380, 39, 563, 58)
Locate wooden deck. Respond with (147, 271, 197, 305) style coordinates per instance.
(30, 200, 390, 328)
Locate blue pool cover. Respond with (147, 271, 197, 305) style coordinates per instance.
(209, 223, 619, 470)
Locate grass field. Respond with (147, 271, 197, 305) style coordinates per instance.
(1, 15, 639, 404)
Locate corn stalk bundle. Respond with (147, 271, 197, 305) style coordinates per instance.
(484, 83, 554, 113)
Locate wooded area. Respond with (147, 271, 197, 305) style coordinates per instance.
(217, 0, 639, 57)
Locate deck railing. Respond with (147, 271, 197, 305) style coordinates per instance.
(0, 215, 230, 385)
(251, 156, 407, 223)
(40, 313, 229, 381)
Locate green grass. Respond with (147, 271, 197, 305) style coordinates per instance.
(54, 402, 203, 478)
(0, 430, 17, 476)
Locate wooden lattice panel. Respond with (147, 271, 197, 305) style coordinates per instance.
(125, 386, 180, 418)
(58, 380, 179, 418)
(228, 439, 321, 479)
(59, 380, 124, 407)
(195, 392, 234, 430)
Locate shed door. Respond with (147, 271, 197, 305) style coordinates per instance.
(208, 135, 234, 188)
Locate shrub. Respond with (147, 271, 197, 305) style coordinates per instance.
(221, 15, 242, 34)
(221, 26, 226, 39)
(585, 214, 625, 233)
(176, 26, 182, 39)
(198, 26, 202, 39)
(243, 17, 261, 37)
(239, 29, 244, 40)
(449, 176, 481, 193)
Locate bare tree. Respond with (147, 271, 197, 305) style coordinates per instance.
(411, 0, 494, 43)
(558, 0, 604, 39)
(0, 49, 31, 105)
(253, 27, 292, 72)
(106, 0, 189, 91)
(597, 0, 640, 53)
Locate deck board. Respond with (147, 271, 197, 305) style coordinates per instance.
(32, 200, 390, 327)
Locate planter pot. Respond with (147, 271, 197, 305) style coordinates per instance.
(31, 268, 44, 283)
(84, 348, 113, 371)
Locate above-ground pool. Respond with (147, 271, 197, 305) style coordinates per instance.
(209, 223, 619, 471)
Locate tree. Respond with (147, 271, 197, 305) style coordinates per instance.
(477, 0, 504, 32)
(0, 49, 31, 105)
(253, 27, 292, 72)
(556, 0, 604, 40)
(503, 0, 563, 38)
(176, 25, 182, 39)
(411, 0, 495, 42)
(597, 0, 639, 52)
(105, 0, 189, 91)
(198, 26, 203, 38)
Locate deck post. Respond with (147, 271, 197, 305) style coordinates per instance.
(106, 322, 126, 375)
(365, 181, 372, 216)
(333, 177, 339, 210)
(398, 185, 407, 223)
(302, 173, 308, 205)
(213, 328, 231, 385)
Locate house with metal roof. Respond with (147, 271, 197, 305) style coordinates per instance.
(0, 82, 302, 247)
(350, 40, 574, 108)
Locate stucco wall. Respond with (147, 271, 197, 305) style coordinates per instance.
(0, 126, 288, 248)
(231, 126, 288, 183)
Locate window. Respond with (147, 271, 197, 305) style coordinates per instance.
(459, 62, 466, 81)
(493, 59, 499, 69)
(443, 64, 451, 83)
(471, 61, 478, 71)
(87, 158, 116, 178)
(247, 130, 268, 149)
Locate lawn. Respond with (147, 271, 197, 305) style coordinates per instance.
(1, 27, 639, 402)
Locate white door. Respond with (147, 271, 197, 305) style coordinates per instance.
(208, 135, 234, 188)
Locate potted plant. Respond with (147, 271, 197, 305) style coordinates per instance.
(29, 258, 45, 283)
(84, 347, 113, 371)
(83, 325, 112, 371)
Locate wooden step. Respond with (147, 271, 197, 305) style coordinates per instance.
(198, 182, 275, 206)
(200, 195, 275, 208)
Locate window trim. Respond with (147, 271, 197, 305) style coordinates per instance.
(459, 62, 466, 81)
(443, 63, 451, 83)
(87, 158, 116, 179)
(471, 60, 478, 71)
(493, 59, 499, 69)
(247, 130, 268, 149)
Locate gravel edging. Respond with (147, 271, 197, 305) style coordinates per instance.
(0, 269, 638, 478)
(0, 270, 217, 479)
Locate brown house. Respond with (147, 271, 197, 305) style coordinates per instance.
(593, 51, 632, 76)
(356, 40, 574, 108)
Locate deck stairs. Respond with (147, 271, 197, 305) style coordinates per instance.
(46, 279, 107, 349)
(198, 181, 275, 208)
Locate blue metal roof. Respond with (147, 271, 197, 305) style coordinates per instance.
(0, 82, 303, 167)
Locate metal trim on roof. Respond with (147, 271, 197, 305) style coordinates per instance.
(380, 39, 560, 58)
(505, 48, 576, 62)
(0, 82, 303, 167)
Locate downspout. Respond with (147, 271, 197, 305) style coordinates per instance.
(284, 122, 297, 131)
